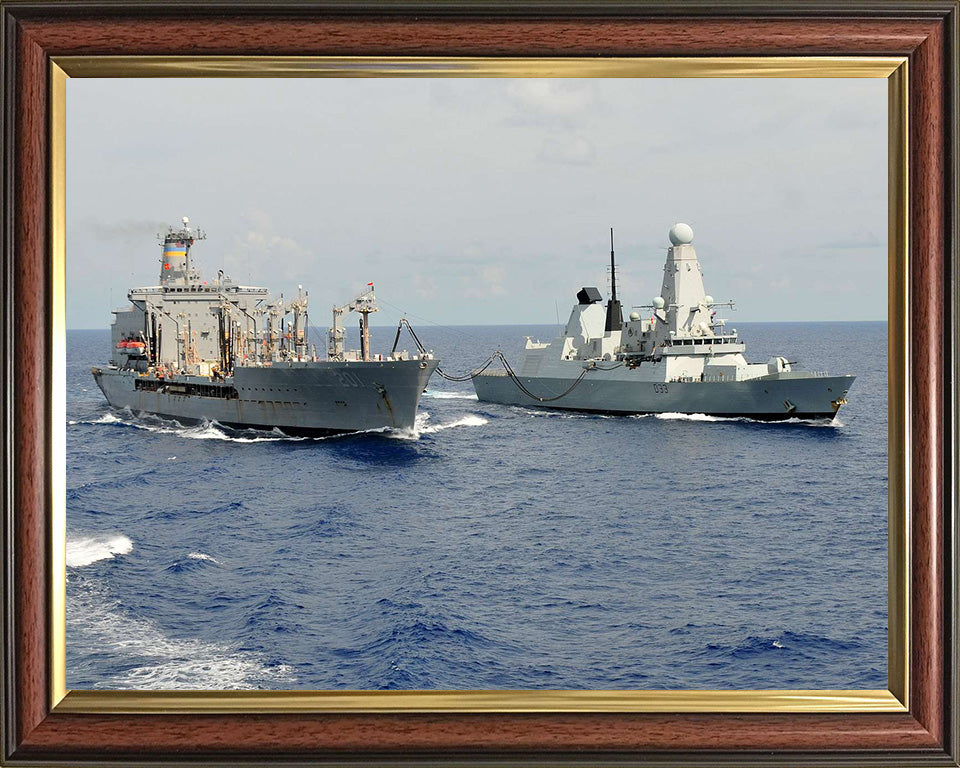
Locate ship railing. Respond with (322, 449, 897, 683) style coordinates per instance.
(681, 370, 831, 384)
(670, 375, 740, 383)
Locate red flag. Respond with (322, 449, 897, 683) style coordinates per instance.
(367, 282, 374, 286)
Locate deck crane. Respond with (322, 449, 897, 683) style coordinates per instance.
(328, 287, 379, 361)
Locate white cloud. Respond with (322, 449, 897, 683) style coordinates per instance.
(819, 230, 882, 250)
(414, 274, 437, 299)
(226, 210, 312, 281)
(66, 77, 888, 326)
(461, 265, 507, 298)
(505, 80, 595, 119)
(538, 134, 596, 165)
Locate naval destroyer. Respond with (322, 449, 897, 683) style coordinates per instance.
(473, 223, 854, 420)
(92, 218, 438, 436)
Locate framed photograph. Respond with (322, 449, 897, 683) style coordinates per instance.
(2, 1, 957, 766)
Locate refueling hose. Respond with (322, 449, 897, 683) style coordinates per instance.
(391, 318, 620, 402)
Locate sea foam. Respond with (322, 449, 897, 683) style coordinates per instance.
(87, 411, 308, 442)
(390, 412, 489, 440)
(186, 552, 221, 565)
(67, 580, 292, 690)
(419, 414, 488, 433)
(652, 412, 842, 427)
(66, 534, 133, 568)
(422, 391, 479, 401)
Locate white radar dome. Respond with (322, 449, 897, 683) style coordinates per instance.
(703, 295, 714, 305)
(652, 296, 665, 309)
(669, 222, 694, 245)
(629, 311, 641, 321)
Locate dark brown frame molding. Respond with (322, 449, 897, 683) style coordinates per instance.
(1, 2, 957, 766)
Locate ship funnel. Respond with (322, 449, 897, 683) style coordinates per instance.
(159, 218, 204, 285)
(160, 234, 189, 283)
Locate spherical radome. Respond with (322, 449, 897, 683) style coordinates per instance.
(653, 296, 665, 309)
(703, 295, 714, 306)
(629, 311, 641, 321)
(669, 222, 694, 245)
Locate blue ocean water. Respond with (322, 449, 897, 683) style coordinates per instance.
(65, 322, 887, 690)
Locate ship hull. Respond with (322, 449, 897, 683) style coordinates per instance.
(93, 359, 438, 435)
(473, 368, 855, 421)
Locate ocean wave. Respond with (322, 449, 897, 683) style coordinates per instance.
(187, 551, 221, 564)
(651, 412, 842, 427)
(69, 468, 158, 495)
(176, 423, 303, 443)
(511, 408, 841, 427)
(332, 610, 501, 688)
(422, 391, 479, 401)
(93, 412, 125, 424)
(390, 412, 489, 440)
(79, 409, 442, 443)
(113, 653, 293, 690)
(343, 615, 495, 659)
(166, 551, 223, 572)
(515, 408, 611, 420)
(653, 412, 736, 422)
(68, 581, 292, 690)
(419, 414, 488, 433)
(78, 411, 310, 442)
(66, 534, 133, 568)
(789, 417, 844, 428)
(701, 631, 864, 662)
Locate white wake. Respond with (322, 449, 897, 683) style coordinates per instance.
(68, 580, 292, 690)
(389, 411, 489, 440)
(421, 391, 479, 401)
(76, 411, 307, 442)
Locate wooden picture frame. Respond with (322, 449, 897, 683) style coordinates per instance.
(2, 1, 957, 765)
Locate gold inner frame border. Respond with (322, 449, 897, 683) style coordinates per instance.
(48, 55, 909, 715)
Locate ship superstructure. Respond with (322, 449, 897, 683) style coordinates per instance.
(473, 223, 854, 420)
(93, 218, 438, 435)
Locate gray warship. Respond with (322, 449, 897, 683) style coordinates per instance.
(92, 218, 438, 436)
(473, 223, 854, 420)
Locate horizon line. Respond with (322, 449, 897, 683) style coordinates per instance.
(66, 318, 889, 332)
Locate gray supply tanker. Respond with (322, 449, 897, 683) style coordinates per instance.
(473, 223, 854, 421)
(93, 218, 437, 435)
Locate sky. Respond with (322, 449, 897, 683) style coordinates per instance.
(66, 77, 887, 329)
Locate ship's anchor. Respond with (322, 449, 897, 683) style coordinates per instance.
(374, 383, 396, 422)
